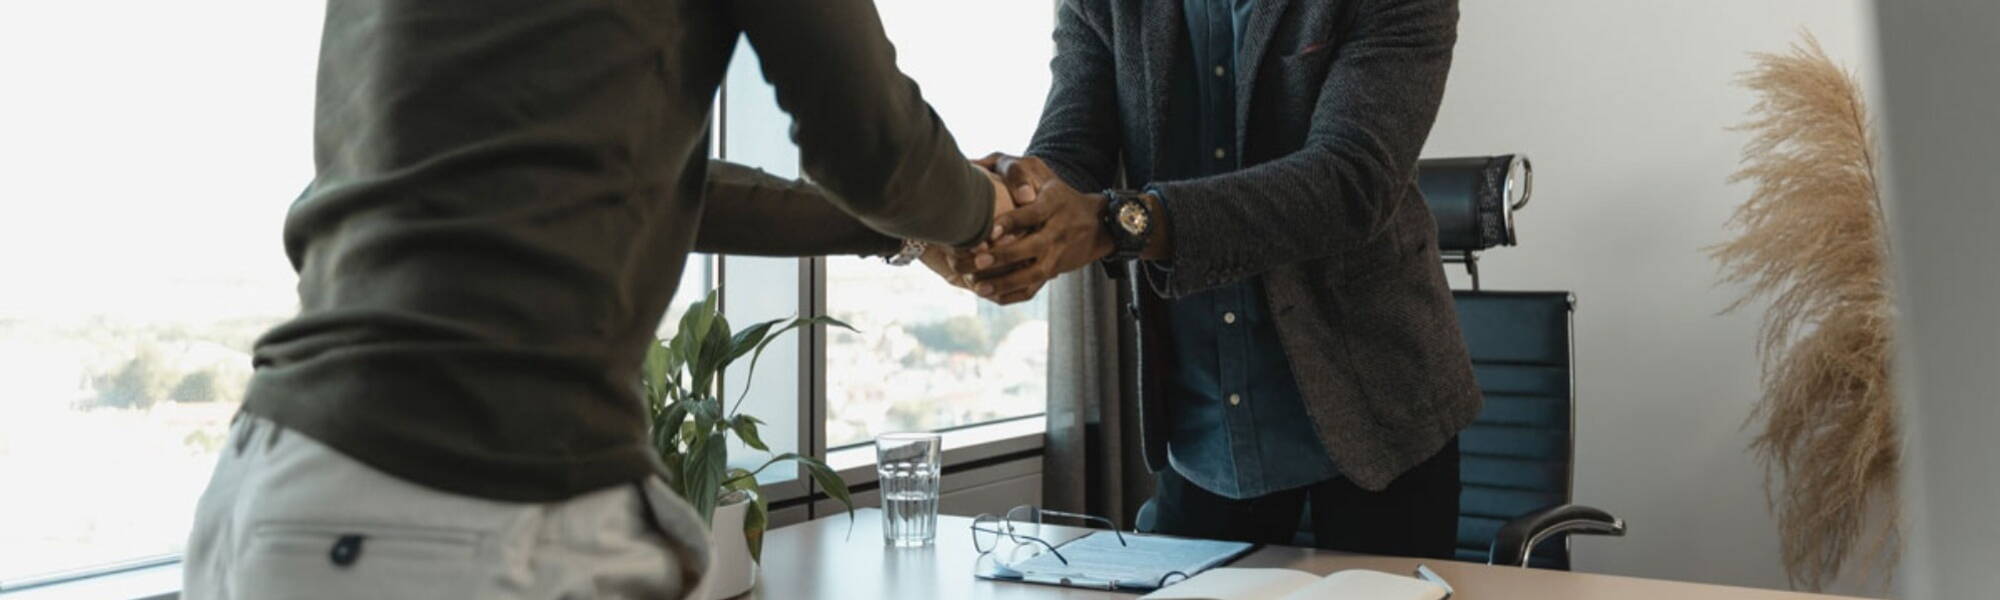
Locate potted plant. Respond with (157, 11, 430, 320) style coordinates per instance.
(642, 290, 855, 599)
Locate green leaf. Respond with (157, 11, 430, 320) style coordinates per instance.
(673, 290, 721, 387)
(712, 451, 850, 521)
(797, 456, 856, 521)
(664, 339, 687, 386)
(652, 402, 688, 460)
(681, 430, 728, 523)
(729, 414, 769, 451)
(726, 315, 859, 414)
(659, 453, 683, 488)
(701, 431, 728, 490)
(727, 319, 783, 366)
(684, 394, 710, 425)
(692, 313, 734, 396)
(722, 468, 770, 560)
(642, 340, 671, 404)
(811, 315, 859, 334)
(722, 468, 758, 495)
(723, 452, 804, 487)
(681, 290, 720, 348)
(656, 384, 696, 488)
(690, 395, 725, 443)
(677, 429, 707, 510)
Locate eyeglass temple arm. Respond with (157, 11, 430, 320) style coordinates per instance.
(1003, 533, 1067, 566)
(1038, 509, 1129, 546)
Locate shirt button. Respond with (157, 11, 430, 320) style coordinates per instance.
(1214, 65, 1226, 77)
(1228, 394, 1242, 406)
(1214, 148, 1227, 159)
(1222, 312, 1237, 324)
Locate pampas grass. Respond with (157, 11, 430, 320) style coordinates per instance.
(1712, 33, 1899, 592)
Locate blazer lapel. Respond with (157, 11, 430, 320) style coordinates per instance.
(1235, 0, 1294, 155)
(1141, 0, 1185, 174)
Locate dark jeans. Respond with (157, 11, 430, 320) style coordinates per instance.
(1145, 438, 1460, 559)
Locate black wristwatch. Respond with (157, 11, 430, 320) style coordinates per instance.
(1101, 189, 1153, 260)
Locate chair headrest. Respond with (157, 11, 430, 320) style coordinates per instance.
(1419, 155, 1532, 252)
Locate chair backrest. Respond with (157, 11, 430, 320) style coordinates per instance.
(1282, 156, 1581, 567)
(1451, 291, 1576, 569)
(1421, 154, 1531, 253)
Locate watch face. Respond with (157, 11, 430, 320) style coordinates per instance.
(1117, 202, 1149, 235)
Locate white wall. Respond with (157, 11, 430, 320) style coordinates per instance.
(1423, 1, 1877, 590)
(1872, 4, 2000, 599)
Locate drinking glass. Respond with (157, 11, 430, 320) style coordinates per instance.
(876, 432, 942, 547)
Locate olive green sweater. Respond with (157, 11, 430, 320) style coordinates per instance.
(244, 0, 992, 501)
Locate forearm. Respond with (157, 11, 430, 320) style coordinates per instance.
(1145, 146, 1392, 289)
(1144, 0, 1457, 296)
(695, 161, 900, 257)
(731, 0, 992, 247)
(1024, 0, 1123, 194)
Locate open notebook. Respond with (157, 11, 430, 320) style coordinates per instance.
(1140, 568, 1452, 600)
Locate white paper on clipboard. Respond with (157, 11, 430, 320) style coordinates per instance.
(987, 531, 1254, 591)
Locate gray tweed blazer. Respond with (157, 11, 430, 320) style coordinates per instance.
(1025, 0, 1480, 491)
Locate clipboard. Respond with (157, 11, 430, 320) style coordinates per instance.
(973, 531, 1256, 592)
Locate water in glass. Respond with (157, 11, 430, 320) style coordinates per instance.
(876, 432, 942, 546)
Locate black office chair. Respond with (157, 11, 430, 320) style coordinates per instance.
(1282, 155, 1625, 567)
(1423, 155, 1625, 568)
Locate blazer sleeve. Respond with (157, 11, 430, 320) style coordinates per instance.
(695, 160, 901, 257)
(728, 0, 995, 248)
(1145, 0, 1458, 297)
(1024, 0, 1123, 193)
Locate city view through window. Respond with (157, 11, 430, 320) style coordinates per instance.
(823, 0, 1056, 448)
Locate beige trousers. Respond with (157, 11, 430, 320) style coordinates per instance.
(183, 415, 711, 600)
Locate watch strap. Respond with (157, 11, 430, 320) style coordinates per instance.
(884, 238, 927, 266)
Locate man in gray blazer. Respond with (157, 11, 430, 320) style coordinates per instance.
(964, 0, 1479, 558)
(183, 1, 1010, 598)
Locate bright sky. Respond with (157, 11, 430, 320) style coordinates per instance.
(874, 0, 1055, 157)
(0, 1, 321, 320)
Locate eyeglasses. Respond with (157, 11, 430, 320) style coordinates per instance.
(969, 505, 1127, 566)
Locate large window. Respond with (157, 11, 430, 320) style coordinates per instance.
(0, 0, 1054, 590)
(0, 1, 321, 585)
(823, 0, 1057, 448)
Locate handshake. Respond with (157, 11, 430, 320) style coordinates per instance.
(917, 153, 1158, 305)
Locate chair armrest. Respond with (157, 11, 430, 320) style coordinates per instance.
(1488, 504, 1627, 567)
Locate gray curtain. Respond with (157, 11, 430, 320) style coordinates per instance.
(1042, 269, 1155, 527)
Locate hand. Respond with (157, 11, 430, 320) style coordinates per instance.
(980, 165, 1017, 227)
(973, 153, 1058, 208)
(918, 163, 1017, 289)
(918, 244, 977, 289)
(966, 180, 1115, 304)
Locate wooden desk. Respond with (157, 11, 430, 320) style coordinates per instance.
(749, 509, 1870, 599)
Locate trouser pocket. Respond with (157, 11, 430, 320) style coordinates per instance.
(234, 521, 483, 599)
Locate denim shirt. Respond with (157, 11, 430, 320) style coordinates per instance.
(1149, 0, 1340, 500)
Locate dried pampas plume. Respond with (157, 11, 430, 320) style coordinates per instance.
(1712, 33, 1899, 591)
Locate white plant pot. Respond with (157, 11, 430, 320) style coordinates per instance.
(705, 496, 759, 600)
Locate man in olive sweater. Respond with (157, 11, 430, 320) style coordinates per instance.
(183, 1, 1007, 598)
